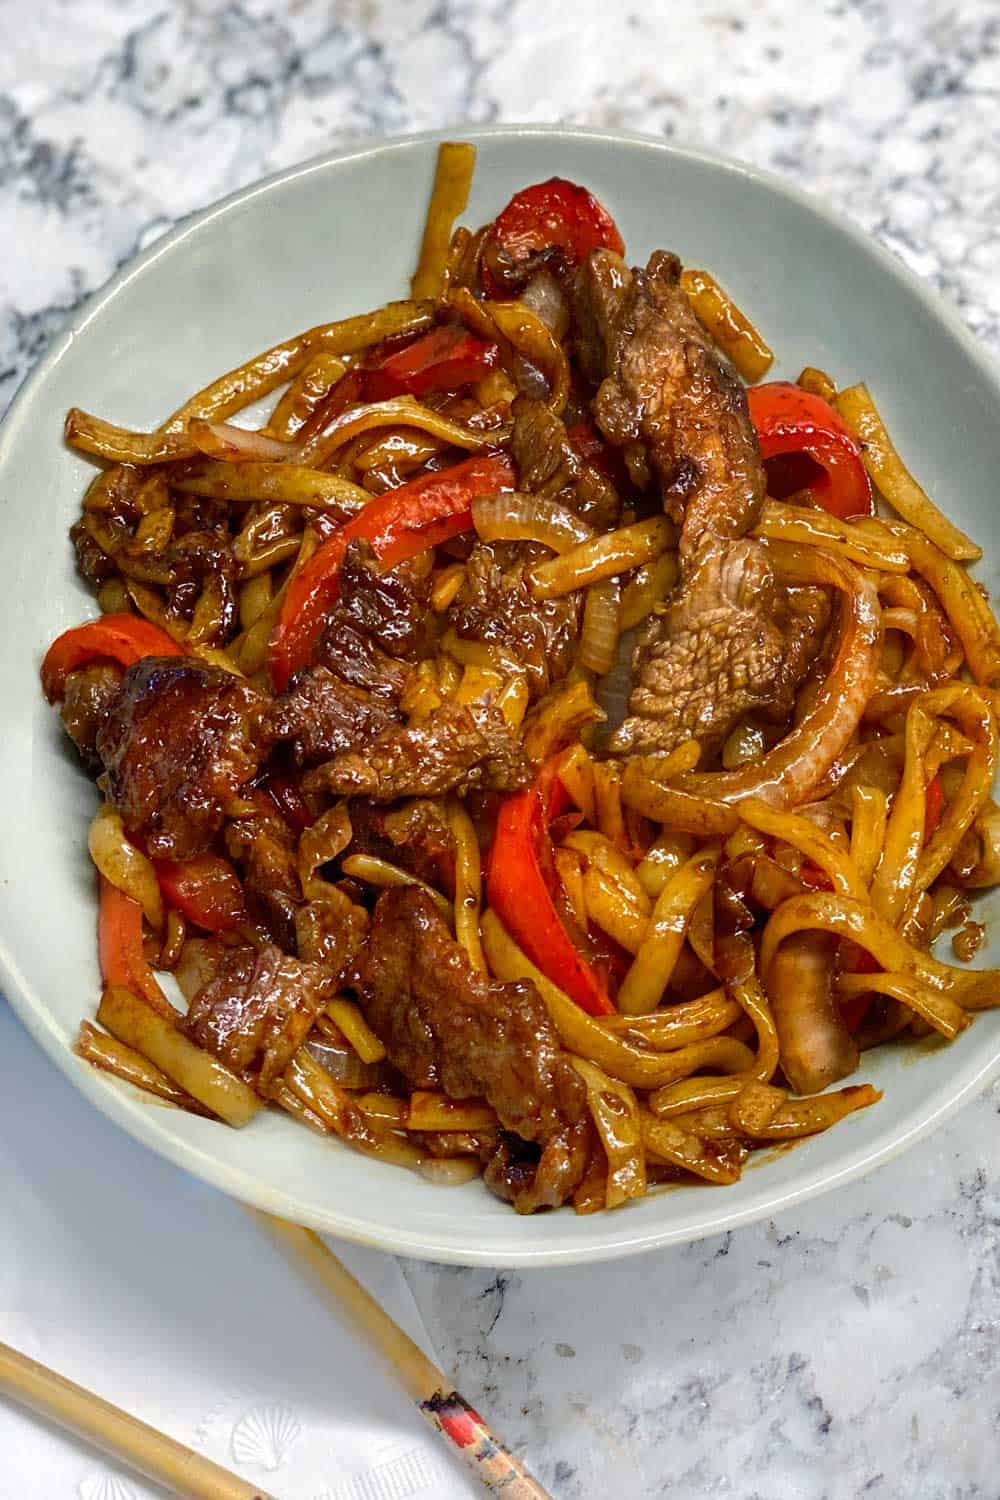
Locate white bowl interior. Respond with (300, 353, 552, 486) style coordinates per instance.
(3, 126, 1000, 1266)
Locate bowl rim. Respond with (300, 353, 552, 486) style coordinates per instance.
(4, 122, 1000, 1268)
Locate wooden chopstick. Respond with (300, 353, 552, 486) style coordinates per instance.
(0, 1339, 275, 1500)
(254, 1212, 553, 1499)
(0, 1216, 552, 1499)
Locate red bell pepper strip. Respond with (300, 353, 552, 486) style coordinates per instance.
(566, 420, 608, 469)
(154, 855, 248, 934)
(486, 761, 616, 1016)
(799, 860, 834, 892)
(363, 324, 499, 401)
(924, 773, 945, 842)
(41, 614, 182, 702)
(839, 991, 871, 1033)
(481, 177, 625, 296)
(269, 451, 515, 690)
(566, 419, 627, 486)
(97, 874, 175, 1019)
(264, 772, 316, 832)
(747, 381, 873, 520)
(295, 368, 365, 445)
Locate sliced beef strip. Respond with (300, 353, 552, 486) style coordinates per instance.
(96, 657, 269, 860)
(295, 891, 369, 976)
(334, 541, 432, 658)
(271, 542, 430, 768)
(269, 665, 401, 769)
(159, 528, 238, 643)
(448, 542, 582, 699)
(182, 942, 336, 1096)
(347, 798, 455, 889)
(313, 541, 429, 701)
(484, 1121, 592, 1215)
(224, 798, 302, 951)
(315, 620, 411, 701)
(575, 248, 830, 754)
(509, 395, 620, 530)
(578, 248, 765, 554)
(349, 887, 587, 1210)
(266, 551, 439, 821)
(70, 518, 117, 588)
(59, 663, 123, 768)
(612, 541, 831, 755)
(573, 247, 632, 387)
(411, 1129, 500, 1159)
(303, 700, 530, 803)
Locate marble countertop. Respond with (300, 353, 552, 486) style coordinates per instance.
(3, 3, 999, 1496)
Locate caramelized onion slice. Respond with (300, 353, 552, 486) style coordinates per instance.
(579, 579, 621, 676)
(305, 1036, 385, 1090)
(766, 931, 859, 1095)
(471, 491, 593, 553)
(519, 268, 570, 338)
(187, 419, 295, 462)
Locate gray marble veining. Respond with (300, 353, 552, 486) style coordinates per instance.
(3, 3, 1000, 1496)
(404, 1091, 1000, 1497)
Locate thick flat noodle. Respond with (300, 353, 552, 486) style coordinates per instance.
(182, 943, 336, 1096)
(97, 657, 270, 859)
(350, 887, 587, 1211)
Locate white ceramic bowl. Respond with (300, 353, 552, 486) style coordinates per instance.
(3, 126, 1000, 1267)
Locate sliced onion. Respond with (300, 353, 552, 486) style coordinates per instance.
(305, 1036, 386, 1090)
(471, 491, 593, 554)
(88, 804, 163, 931)
(419, 1157, 483, 1186)
(187, 419, 295, 462)
(174, 937, 226, 1003)
(296, 395, 506, 469)
(511, 356, 550, 402)
(767, 930, 859, 1094)
(485, 299, 571, 416)
(519, 269, 569, 339)
(579, 579, 621, 675)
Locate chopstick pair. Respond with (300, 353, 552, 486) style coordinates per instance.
(0, 1210, 552, 1500)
